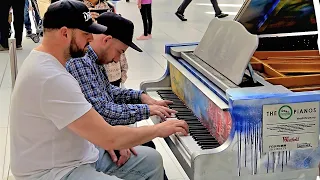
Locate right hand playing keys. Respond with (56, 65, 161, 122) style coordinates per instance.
(155, 119, 189, 137)
(149, 105, 177, 121)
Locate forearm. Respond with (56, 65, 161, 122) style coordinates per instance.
(107, 125, 158, 149)
(111, 85, 143, 104)
(99, 103, 150, 125)
(68, 108, 158, 151)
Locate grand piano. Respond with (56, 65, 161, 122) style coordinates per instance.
(141, 0, 320, 179)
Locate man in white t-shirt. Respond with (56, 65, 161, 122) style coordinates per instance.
(9, 0, 189, 180)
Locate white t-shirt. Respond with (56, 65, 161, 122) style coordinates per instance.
(10, 50, 99, 180)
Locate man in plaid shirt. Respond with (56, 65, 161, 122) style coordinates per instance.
(66, 13, 174, 179)
(66, 14, 175, 128)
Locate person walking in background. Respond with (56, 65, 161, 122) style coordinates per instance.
(136, 0, 152, 40)
(24, 0, 41, 38)
(175, 0, 228, 21)
(0, 0, 25, 51)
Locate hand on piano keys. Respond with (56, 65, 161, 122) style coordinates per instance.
(149, 104, 177, 121)
(154, 118, 189, 137)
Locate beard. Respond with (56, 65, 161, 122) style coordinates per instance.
(69, 37, 89, 58)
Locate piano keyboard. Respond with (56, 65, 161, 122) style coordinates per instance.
(156, 90, 220, 150)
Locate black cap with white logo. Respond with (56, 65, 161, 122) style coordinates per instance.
(96, 12, 142, 52)
(43, 0, 108, 34)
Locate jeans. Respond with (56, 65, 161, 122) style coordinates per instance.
(24, 0, 41, 31)
(62, 146, 164, 180)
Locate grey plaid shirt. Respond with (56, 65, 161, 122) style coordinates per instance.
(66, 46, 150, 125)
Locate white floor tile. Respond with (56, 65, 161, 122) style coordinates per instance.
(2, 128, 10, 180)
(0, 128, 8, 180)
(0, 89, 11, 128)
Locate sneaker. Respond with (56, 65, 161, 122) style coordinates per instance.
(175, 12, 187, 21)
(0, 44, 9, 52)
(136, 35, 150, 40)
(148, 34, 152, 38)
(16, 45, 23, 50)
(215, 13, 228, 18)
(26, 30, 32, 38)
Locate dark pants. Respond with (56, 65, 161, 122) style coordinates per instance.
(24, 0, 41, 31)
(139, 4, 152, 36)
(0, 0, 25, 48)
(177, 0, 222, 15)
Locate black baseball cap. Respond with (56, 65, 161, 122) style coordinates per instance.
(96, 12, 142, 52)
(43, 0, 108, 34)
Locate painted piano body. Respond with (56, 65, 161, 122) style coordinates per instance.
(141, 1, 320, 179)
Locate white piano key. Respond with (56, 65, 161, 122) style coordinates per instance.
(148, 91, 203, 155)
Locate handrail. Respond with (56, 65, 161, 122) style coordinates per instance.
(9, 38, 18, 89)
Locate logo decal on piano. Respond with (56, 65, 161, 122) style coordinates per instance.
(278, 105, 292, 120)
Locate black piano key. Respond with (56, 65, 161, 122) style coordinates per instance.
(160, 96, 182, 101)
(183, 121, 199, 124)
(166, 100, 185, 105)
(161, 97, 181, 101)
(189, 127, 207, 130)
(189, 129, 209, 133)
(201, 145, 219, 149)
(190, 132, 211, 136)
(198, 143, 219, 147)
(185, 121, 202, 125)
(188, 124, 204, 127)
(201, 142, 219, 146)
(157, 90, 174, 94)
(176, 115, 198, 120)
(159, 94, 179, 99)
(190, 130, 210, 133)
(176, 112, 194, 117)
(170, 107, 192, 113)
(194, 135, 215, 139)
(194, 136, 216, 140)
(193, 134, 212, 136)
(168, 104, 186, 108)
(194, 136, 215, 140)
(196, 139, 217, 144)
(197, 141, 220, 145)
(186, 122, 203, 126)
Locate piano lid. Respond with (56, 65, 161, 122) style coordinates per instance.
(193, 18, 259, 86)
(234, 0, 319, 36)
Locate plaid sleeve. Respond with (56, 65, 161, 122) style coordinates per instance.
(66, 58, 150, 125)
(110, 84, 144, 104)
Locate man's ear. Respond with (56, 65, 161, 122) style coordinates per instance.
(103, 35, 113, 44)
(60, 27, 69, 39)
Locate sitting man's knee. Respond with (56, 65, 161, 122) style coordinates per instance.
(137, 146, 164, 179)
(146, 146, 163, 165)
(135, 146, 163, 170)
